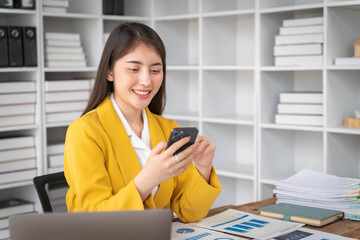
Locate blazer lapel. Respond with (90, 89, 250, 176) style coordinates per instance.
(97, 95, 142, 185)
(146, 108, 174, 207)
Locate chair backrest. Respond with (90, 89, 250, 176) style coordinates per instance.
(33, 171, 69, 213)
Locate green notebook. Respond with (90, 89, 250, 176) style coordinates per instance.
(259, 203, 343, 227)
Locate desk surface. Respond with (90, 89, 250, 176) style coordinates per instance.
(208, 197, 360, 239)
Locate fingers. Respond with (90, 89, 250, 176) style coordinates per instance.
(166, 136, 191, 156)
(151, 141, 167, 155)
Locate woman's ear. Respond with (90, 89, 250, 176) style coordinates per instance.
(106, 68, 114, 82)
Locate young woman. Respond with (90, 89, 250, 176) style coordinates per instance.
(64, 22, 221, 222)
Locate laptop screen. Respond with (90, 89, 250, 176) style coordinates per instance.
(10, 209, 172, 240)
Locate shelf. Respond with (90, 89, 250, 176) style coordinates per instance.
(260, 3, 324, 14)
(0, 180, 34, 191)
(327, 126, 360, 135)
(215, 163, 254, 180)
(202, 116, 254, 126)
(261, 123, 323, 132)
(0, 125, 38, 133)
(42, 12, 99, 20)
(44, 67, 98, 72)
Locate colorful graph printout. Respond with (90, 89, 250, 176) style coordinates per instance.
(264, 227, 358, 240)
(172, 222, 247, 240)
(189, 209, 303, 240)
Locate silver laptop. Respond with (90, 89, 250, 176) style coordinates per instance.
(10, 209, 172, 240)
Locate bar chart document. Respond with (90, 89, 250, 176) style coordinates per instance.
(171, 222, 247, 240)
(189, 209, 303, 240)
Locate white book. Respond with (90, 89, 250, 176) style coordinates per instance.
(275, 55, 322, 66)
(45, 91, 90, 103)
(43, 0, 69, 7)
(45, 79, 92, 92)
(334, 57, 360, 66)
(278, 104, 323, 115)
(0, 93, 36, 106)
(0, 228, 9, 239)
(0, 199, 34, 219)
(46, 111, 82, 123)
(45, 46, 83, 54)
(45, 101, 87, 113)
(274, 44, 322, 56)
(48, 154, 64, 168)
(0, 147, 36, 163)
(0, 159, 36, 174)
(0, 82, 36, 94)
(280, 92, 323, 104)
(275, 33, 323, 45)
(283, 17, 324, 27)
(0, 136, 34, 151)
(47, 142, 65, 155)
(275, 114, 323, 126)
(0, 169, 36, 185)
(279, 25, 324, 35)
(45, 52, 86, 61)
(0, 104, 35, 117)
(45, 32, 79, 41)
(45, 60, 87, 68)
(0, 114, 35, 128)
(42, 6, 67, 13)
(45, 39, 81, 47)
(0, 217, 9, 229)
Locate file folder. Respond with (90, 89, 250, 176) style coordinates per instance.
(0, 26, 8, 67)
(8, 26, 23, 67)
(23, 27, 37, 66)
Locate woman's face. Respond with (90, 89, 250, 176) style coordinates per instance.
(107, 43, 163, 115)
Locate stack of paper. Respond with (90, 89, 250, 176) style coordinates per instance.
(44, 32, 87, 68)
(274, 17, 324, 66)
(275, 92, 323, 126)
(274, 169, 360, 221)
(45, 79, 93, 124)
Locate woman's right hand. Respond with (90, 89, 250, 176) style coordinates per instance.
(134, 136, 196, 201)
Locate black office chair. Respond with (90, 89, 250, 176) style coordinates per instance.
(33, 171, 69, 213)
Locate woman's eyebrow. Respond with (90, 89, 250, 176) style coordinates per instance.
(125, 60, 162, 66)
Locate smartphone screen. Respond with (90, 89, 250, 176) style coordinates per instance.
(166, 127, 198, 155)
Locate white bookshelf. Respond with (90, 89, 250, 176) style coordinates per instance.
(1, 0, 360, 212)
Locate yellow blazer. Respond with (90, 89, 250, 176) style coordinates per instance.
(64, 96, 221, 222)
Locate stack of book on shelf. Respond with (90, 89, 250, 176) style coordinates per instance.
(274, 169, 360, 221)
(0, 81, 36, 128)
(44, 32, 87, 68)
(45, 79, 93, 124)
(42, 0, 69, 13)
(274, 16, 324, 66)
(47, 142, 65, 173)
(0, 199, 35, 240)
(0, 136, 37, 185)
(275, 92, 323, 126)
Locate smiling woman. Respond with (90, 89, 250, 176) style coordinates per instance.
(63, 22, 221, 223)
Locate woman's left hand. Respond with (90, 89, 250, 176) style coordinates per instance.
(193, 135, 215, 183)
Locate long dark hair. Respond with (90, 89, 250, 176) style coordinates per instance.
(82, 22, 167, 116)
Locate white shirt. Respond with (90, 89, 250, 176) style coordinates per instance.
(110, 93, 158, 197)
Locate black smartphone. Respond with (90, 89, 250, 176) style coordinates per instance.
(166, 127, 198, 155)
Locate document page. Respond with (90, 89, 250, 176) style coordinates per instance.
(189, 209, 303, 240)
(172, 222, 247, 240)
(259, 227, 357, 240)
